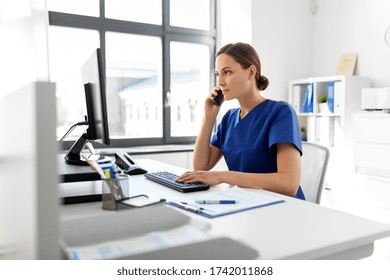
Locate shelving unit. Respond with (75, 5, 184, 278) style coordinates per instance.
(288, 75, 370, 147)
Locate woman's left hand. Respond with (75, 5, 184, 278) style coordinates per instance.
(176, 171, 222, 186)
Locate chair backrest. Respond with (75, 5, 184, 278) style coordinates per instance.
(300, 142, 330, 204)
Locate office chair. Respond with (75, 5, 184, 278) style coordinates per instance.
(300, 141, 330, 204)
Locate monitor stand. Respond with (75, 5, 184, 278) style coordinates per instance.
(64, 133, 111, 165)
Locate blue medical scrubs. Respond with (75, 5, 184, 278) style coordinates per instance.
(210, 99, 305, 200)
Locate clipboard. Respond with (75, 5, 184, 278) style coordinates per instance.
(167, 186, 285, 218)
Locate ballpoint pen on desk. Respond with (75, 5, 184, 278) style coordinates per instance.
(195, 200, 237, 204)
(177, 202, 203, 213)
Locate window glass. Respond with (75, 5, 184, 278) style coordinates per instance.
(170, 42, 210, 137)
(48, 0, 216, 145)
(105, 0, 162, 25)
(47, 0, 99, 17)
(170, 0, 210, 30)
(47, 26, 100, 140)
(106, 32, 163, 138)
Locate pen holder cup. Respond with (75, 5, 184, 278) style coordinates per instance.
(101, 175, 129, 211)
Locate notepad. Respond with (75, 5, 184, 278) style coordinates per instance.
(167, 186, 285, 218)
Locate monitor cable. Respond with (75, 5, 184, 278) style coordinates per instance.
(59, 120, 88, 142)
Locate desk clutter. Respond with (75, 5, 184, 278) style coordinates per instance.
(82, 151, 147, 179)
(80, 152, 168, 210)
(59, 205, 258, 260)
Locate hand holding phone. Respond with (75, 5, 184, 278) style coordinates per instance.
(212, 89, 224, 106)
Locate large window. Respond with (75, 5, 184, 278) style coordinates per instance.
(105, 33, 163, 139)
(48, 0, 216, 148)
(170, 42, 210, 137)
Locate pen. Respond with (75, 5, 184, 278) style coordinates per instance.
(195, 200, 236, 204)
(177, 202, 203, 213)
(83, 155, 106, 178)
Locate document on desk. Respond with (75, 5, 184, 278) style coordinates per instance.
(60, 205, 214, 260)
(65, 223, 210, 260)
(167, 186, 285, 218)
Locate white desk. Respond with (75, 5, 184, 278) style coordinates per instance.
(60, 159, 390, 260)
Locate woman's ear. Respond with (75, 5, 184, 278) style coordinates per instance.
(249, 65, 257, 78)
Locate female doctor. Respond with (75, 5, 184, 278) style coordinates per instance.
(177, 42, 305, 199)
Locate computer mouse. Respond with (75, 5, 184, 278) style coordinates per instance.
(124, 166, 148, 175)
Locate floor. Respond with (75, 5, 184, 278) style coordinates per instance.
(320, 148, 390, 259)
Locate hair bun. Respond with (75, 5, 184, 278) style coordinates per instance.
(256, 75, 269, 91)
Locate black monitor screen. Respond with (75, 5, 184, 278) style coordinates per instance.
(81, 48, 110, 145)
(64, 48, 111, 165)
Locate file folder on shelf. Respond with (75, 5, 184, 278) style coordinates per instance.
(327, 82, 335, 113)
(301, 83, 314, 113)
(167, 186, 285, 218)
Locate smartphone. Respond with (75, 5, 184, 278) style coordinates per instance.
(212, 89, 224, 106)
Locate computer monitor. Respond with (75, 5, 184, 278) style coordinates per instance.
(64, 48, 111, 165)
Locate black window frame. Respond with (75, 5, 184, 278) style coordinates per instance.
(49, 0, 217, 150)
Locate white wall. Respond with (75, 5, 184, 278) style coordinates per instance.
(252, 0, 314, 101)
(252, 0, 390, 102)
(312, 0, 390, 87)
(217, 0, 252, 48)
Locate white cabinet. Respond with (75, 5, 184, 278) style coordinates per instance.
(353, 113, 390, 177)
(288, 75, 370, 147)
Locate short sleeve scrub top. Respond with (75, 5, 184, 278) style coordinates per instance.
(210, 99, 305, 200)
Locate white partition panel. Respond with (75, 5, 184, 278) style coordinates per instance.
(0, 82, 59, 259)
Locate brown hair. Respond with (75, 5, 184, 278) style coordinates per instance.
(217, 42, 269, 91)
